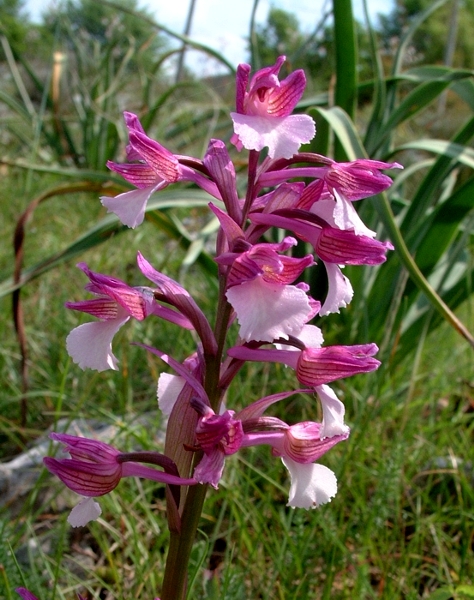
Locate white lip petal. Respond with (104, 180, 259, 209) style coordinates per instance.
(231, 113, 315, 159)
(100, 185, 156, 229)
(333, 189, 377, 238)
(315, 384, 350, 439)
(319, 263, 354, 316)
(67, 496, 102, 527)
(282, 457, 338, 509)
(226, 279, 311, 343)
(66, 315, 129, 371)
(157, 373, 185, 416)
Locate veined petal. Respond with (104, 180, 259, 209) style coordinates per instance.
(282, 457, 337, 509)
(66, 314, 129, 371)
(325, 158, 402, 200)
(320, 263, 354, 315)
(101, 185, 159, 229)
(296, 344, 380, 386)
(50, 432, 120, 463)
(106, 160, 159, 189)
(230, 112, 315, 159)
(283, 421, 348, 462)
(128, 130, 180, 182)
(315, 384, 350, 438)
(204, 139, 241, 222)
(316, 227, 392, 265)
(65, 297, 118, 320)
(235, 63, 251, 113)
(67, 496, 102, 527)
(43, 456, 122, 495)
(267, 69, 307, 116)
(226, 278, 312, 342)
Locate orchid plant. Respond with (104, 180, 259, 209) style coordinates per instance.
(18, 56, 400, 600)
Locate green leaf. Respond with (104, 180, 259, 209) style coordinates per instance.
(393, 116, 474, 241)
(407, 177, 474, 280)
(311, 106, 366, 161)
(456, 584, 474, 598)
(374, 80, 452, 153)
(392, 139, 474, 171)
(424, 588, 455, 600)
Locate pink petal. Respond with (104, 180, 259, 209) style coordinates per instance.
(230, 113, 315, 159)
(106, 160, 159, 189)
(282, 458, 337, 509)
(128, 131, 180, 182)
(193, 450, 226, 488)
(226, 278, 312, 342)
(66, 315, 129, 371)
(15, 589, 39, 600)
(267, 69, 307, 116)
(65, 297, 118, 320)
(67, 496, 102, 527)
(101, 185, 158, 229)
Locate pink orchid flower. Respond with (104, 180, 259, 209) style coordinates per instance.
(44, 433, 196, 526)
(102, 112, 220, 228)
(65, 261, 193, 372)
(222, 237, 317, 342)
(230, 56, 315, 159)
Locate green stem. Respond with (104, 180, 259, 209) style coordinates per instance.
(161, 483, 209, 600)
(161, 244, 235, 599)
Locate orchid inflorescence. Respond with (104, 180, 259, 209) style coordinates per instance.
(24, 56, 401, 599)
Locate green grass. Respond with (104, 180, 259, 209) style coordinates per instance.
(0, 168, 473, 600)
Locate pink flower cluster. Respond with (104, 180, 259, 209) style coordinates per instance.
(44, 56, 401, 531)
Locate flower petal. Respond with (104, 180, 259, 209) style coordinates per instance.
(333, 189, 376, 238)
(15, 588, 39, 600)
(230, 113, 315, 159)
(101, 185, 158, 229)
(67, 496, 102, 527)
(157, 373, 185, 416)
(282, 457, 337, 509)
(226, 278, 312, 342)
(193, 450, 226, 489)
(320, 263, 354, 316)
(315, 384, 350, 438)
(66, 314, 129, 371)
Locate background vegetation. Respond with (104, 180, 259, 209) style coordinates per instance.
(0, 0, 473, 598)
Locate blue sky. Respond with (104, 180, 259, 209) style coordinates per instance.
(24, 0, 393, 74)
